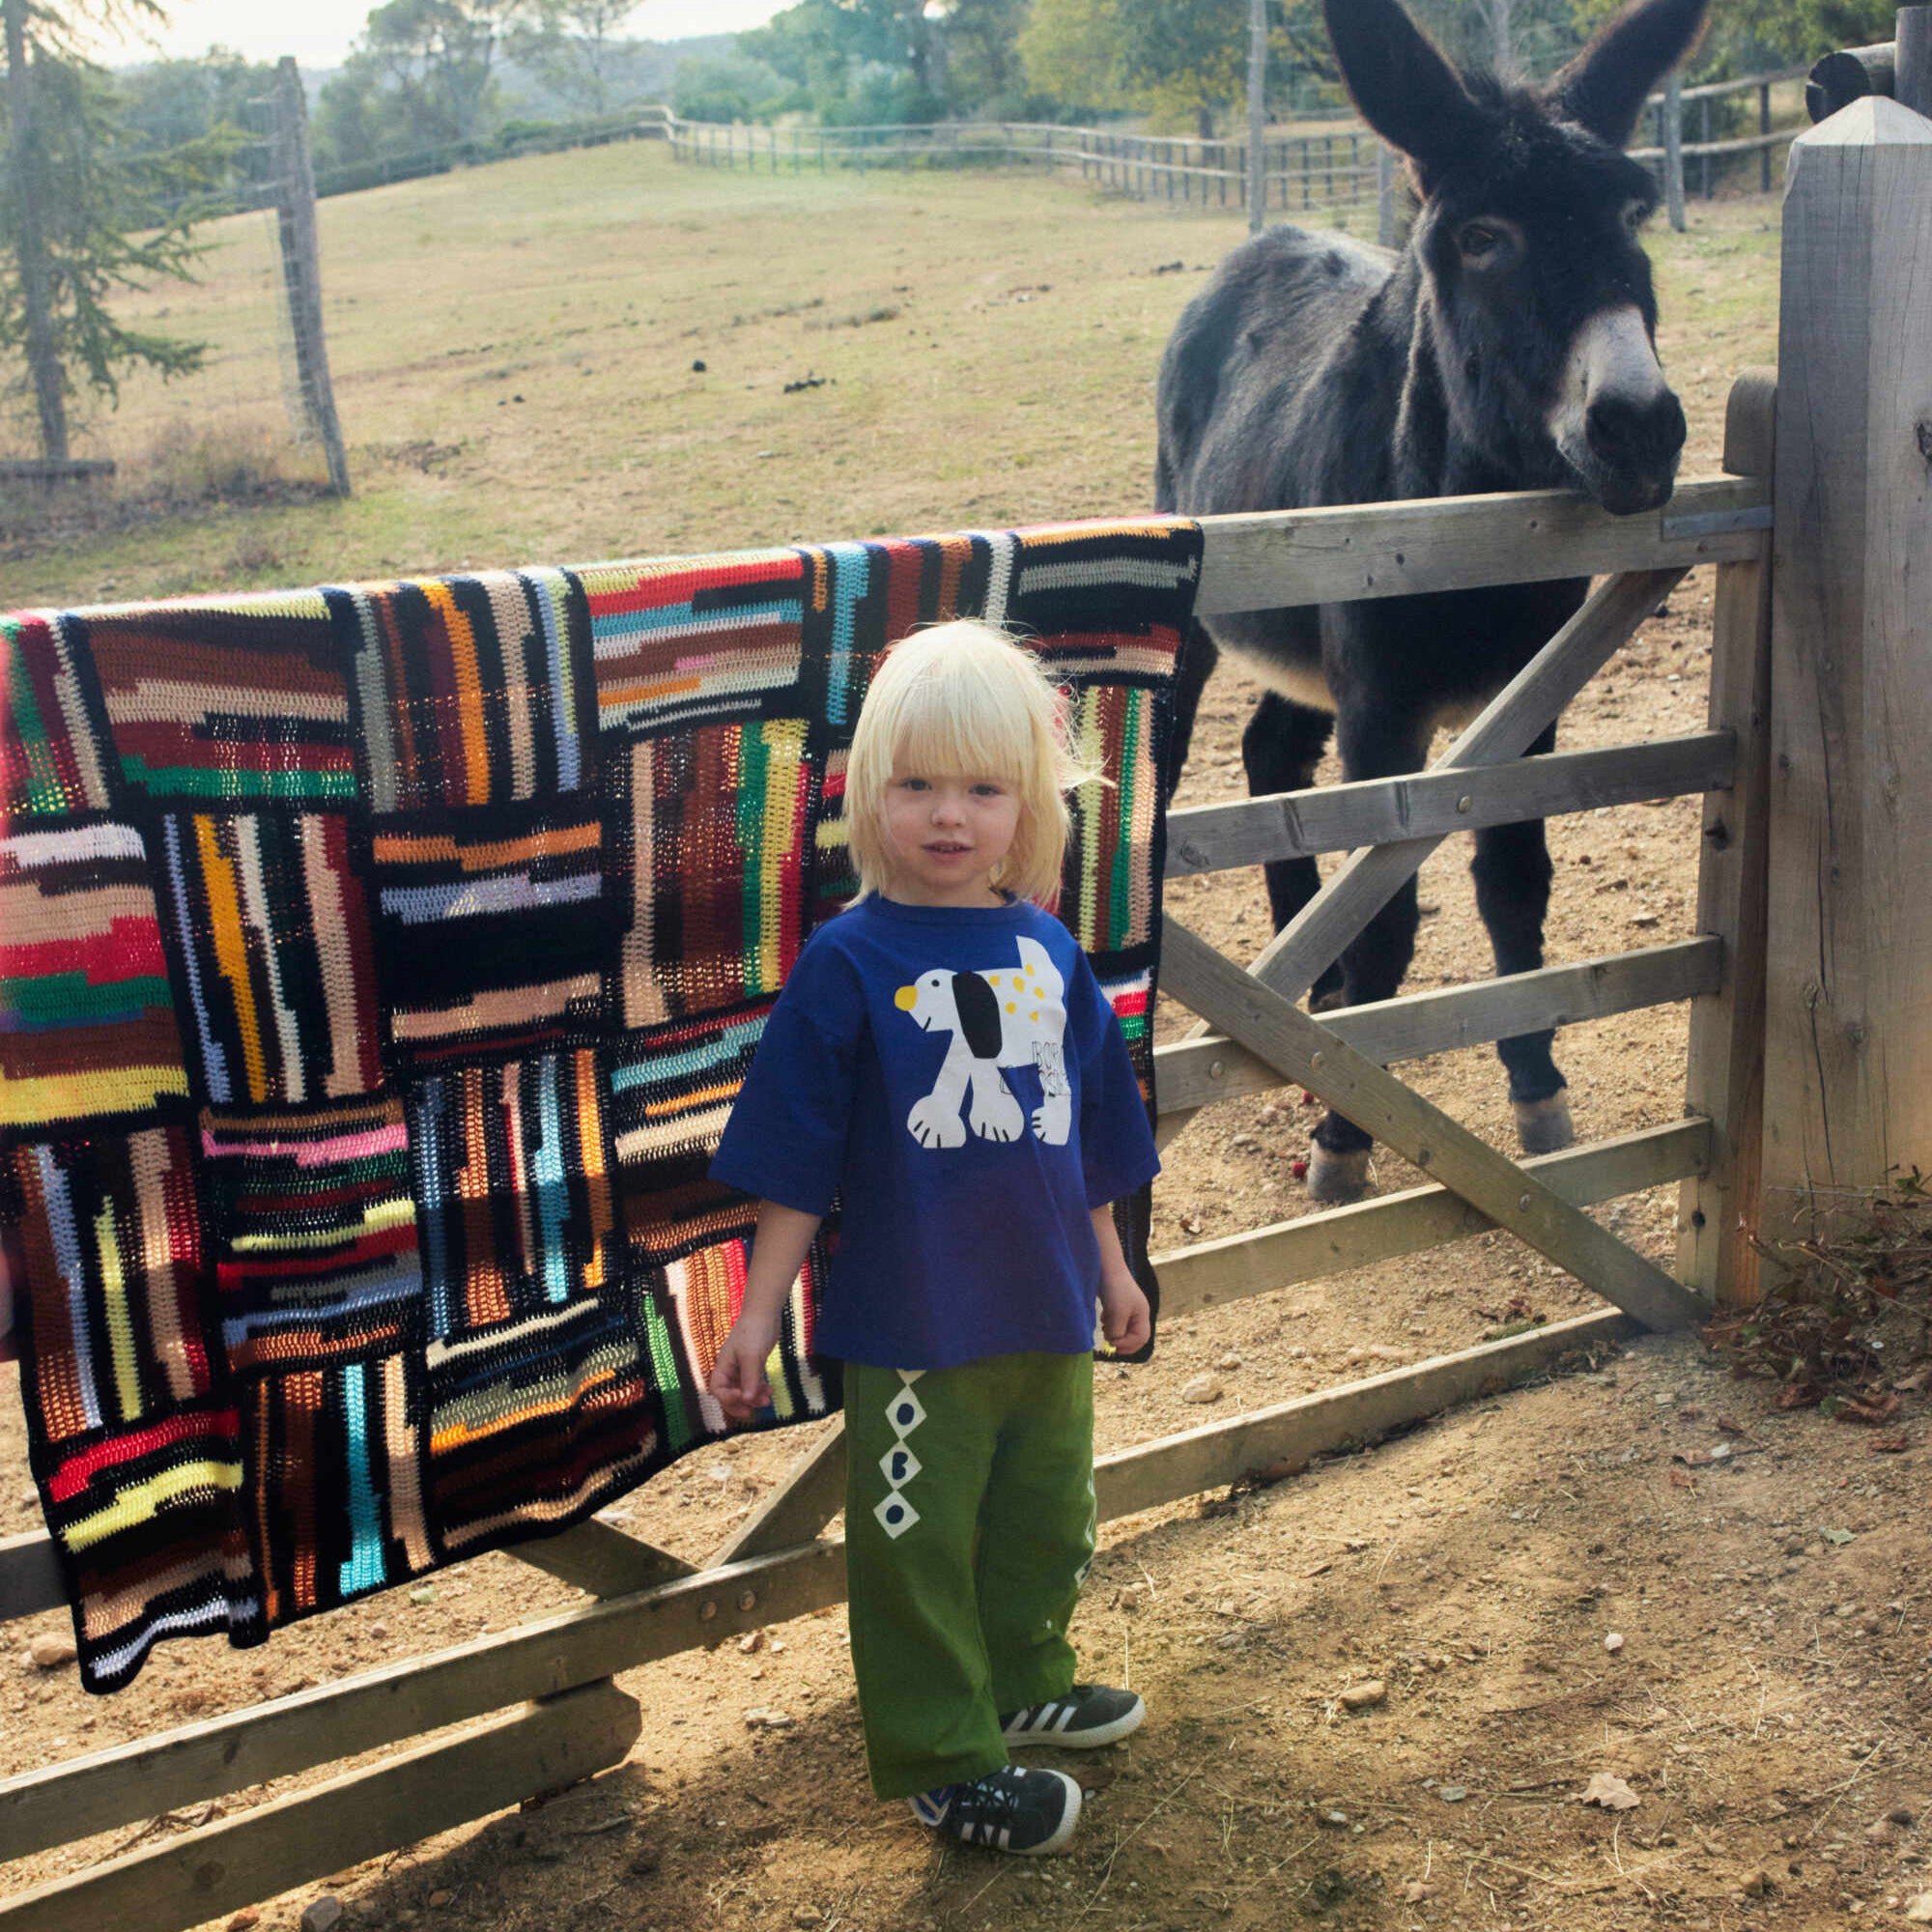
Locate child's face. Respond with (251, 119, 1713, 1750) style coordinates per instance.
(882, 765, 1023, 907)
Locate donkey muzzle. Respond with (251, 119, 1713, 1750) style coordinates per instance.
(1548, 304, 1687, 516)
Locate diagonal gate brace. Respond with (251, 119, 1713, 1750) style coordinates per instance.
(1159, 567, 1690, 1152)
(1158, 917, 1706, 1331)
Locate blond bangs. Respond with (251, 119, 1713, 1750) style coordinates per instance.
(844, 620, 1101, 903)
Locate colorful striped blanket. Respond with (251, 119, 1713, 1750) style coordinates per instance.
(0, 519, 1200, 1691)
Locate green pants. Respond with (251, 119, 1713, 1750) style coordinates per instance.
(842, 1351, 1097, 1800)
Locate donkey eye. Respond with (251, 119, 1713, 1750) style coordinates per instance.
(1458, 222, 1506, 263)
(1623, 199, 1651, 235)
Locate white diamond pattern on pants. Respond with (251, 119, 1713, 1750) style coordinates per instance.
(874, 1490, 921, 1540)
(874, 1370, 925, 1541)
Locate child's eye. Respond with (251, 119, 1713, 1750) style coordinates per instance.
(898, 776, 929, 792)
(971, 781, 1007, 798)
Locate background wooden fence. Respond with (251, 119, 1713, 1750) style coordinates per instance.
(664, 65, 1808, 230)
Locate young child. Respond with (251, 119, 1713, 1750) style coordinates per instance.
(707, 619, 1159, 1857)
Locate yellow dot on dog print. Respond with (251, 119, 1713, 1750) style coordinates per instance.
(1006, 1002, 1016, 1013)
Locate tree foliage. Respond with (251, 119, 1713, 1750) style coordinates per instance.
(1019, 0, 1328, 135)
(2, 3, 231, 449)
(315, 0, 532, 169)
(509, 0, 639, 116)
(738, 0, 1035, 122)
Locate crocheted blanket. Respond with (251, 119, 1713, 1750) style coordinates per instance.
(0, 518, 1200, 1692)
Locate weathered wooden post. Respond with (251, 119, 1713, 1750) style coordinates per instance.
(1678, 370, 1776, 1308)
(1247, 0, 1266, 233)
(270, 57, 351, 498)
(1759, 92, 1932, 1245)
(1663, 71, 1687, 228)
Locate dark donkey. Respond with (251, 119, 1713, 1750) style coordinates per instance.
(1154, 0, 1706, 1205)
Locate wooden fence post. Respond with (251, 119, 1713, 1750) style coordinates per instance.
(1677, 369, 1776, 1308)
(1663, 71, 1687, 228)
(1901, 3, 1932, 112)
(1760, 98, 1932, 1245)
(1247, 0, 1266, 233)
(270, 58, 351, 498)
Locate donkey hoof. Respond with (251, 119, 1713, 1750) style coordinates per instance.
(1305, 1146, 1372, 1206)
(1514, 1093, 1576, 1156)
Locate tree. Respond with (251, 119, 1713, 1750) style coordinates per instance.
(356, 0, 533, 148)
(1016, 0, 1129, 115)
(742, 0, 942, 121)
(116, 46, 282, 207)
(670, 48, 790, 123)
(1116, 2, 1249, 135)
(509, 0, 639, 116)
(931, 0, 1030, 112)
(1022, 0, 1324, 136)
(2, 0, 227, 461)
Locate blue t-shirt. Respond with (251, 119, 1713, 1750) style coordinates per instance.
(709, 894, 1160, 1370)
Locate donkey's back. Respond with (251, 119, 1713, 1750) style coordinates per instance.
(1155, 226, 1400, 523)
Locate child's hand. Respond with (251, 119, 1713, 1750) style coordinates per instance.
(1097, 1267, 1151, 1356)
(709, 1318, 780, 1422)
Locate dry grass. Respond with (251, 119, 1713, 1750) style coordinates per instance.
(2, 139, 1777, 611)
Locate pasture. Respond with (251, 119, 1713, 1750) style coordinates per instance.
(9, 138, 1928, 1932)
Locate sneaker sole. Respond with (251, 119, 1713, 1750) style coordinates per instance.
(1004, 1696, 1146, 1750)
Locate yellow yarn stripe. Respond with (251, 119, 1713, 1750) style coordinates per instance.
(65, 1460, 245, 1552)
(0, 1066, 190, 1127)
(195, 815, 269, 1103)
(96, 1207, 142, 1426)
(227, 1195, 415, 1251)
(421, 580, 491, 805)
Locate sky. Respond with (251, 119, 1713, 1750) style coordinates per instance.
(93, 1, 786, 71)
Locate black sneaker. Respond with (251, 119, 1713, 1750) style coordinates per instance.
(909, 1766, 1082, 1855)
(1000, 1684, 1145, 1748)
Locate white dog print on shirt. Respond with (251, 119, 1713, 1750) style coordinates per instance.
(892, 936, 1070, 1149)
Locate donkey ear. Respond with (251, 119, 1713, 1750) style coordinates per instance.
(1548, 0, 1709, 148)
(1321, 0, 1482, 173)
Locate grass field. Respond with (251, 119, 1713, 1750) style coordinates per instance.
(5, 137, 1779, 610)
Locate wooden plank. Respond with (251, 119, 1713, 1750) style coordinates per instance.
(506, 1519, 696, 1597)
(1096, 1308, 1633, 1521)
(1760, 103, 1932, 1244)
(1158, 1119, 1709, 1316)
(708, 1419, 848, 1568)
(1192, 475, 1762, 617)
(0, 1529, 62, 1625)
(1158, 568, 1689, 1151)
(0, 1540, 844, 1868)
(1165, 731, 1733, 876)
(0, 1680, 641, 1932)
(1678, 371, 1776, 1309)
(1159, 918, 1707, 1330)
(1158, 938, 1721, 1118)
(1243, 569, 1689, 1009)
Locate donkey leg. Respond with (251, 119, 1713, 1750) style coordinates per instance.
(1164, 619, 1220, 802)
(1302, 706, 1430, 1204)
(1241, 695, 1343, 1007)
(1469, 724, 1574, 1155)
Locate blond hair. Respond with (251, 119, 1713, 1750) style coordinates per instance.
(844, 620, 1100, 904)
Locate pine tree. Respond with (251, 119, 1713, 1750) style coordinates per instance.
(1, 1, 230, 461)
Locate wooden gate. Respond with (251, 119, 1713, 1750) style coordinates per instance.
(0, 371, 1776, 1932)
